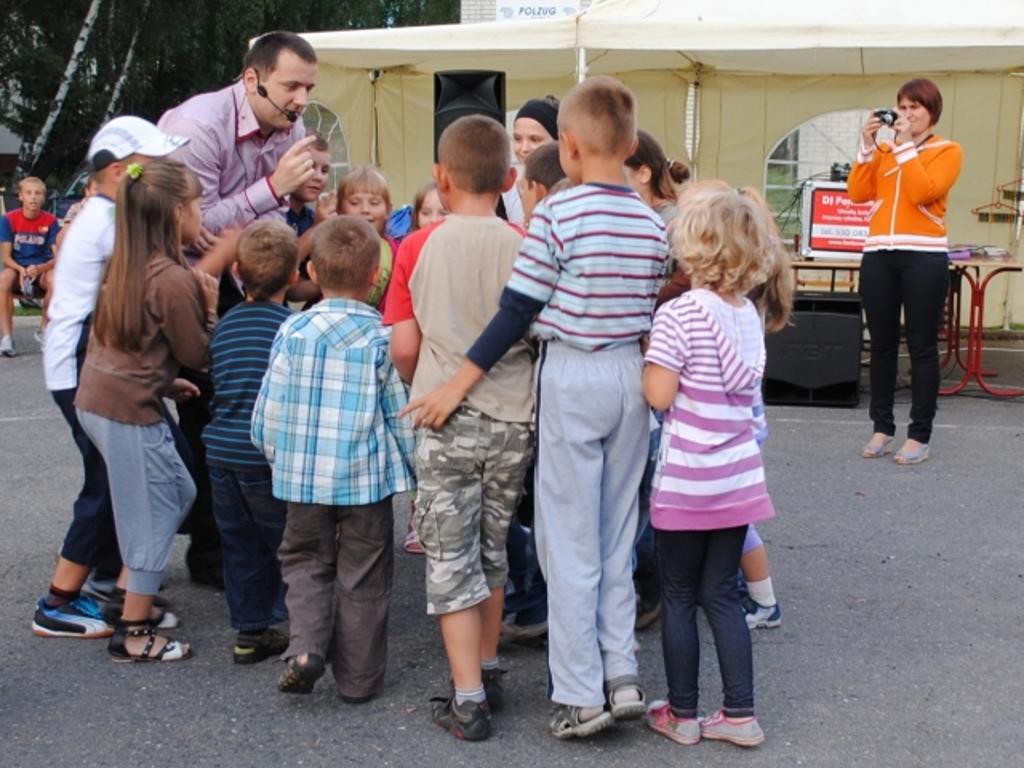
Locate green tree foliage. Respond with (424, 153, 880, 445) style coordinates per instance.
(0, 0, 459, 184)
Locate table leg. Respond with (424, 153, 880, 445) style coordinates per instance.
(941, 267, 1023, 397)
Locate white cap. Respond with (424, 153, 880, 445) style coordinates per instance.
(88, 116, 189, 171)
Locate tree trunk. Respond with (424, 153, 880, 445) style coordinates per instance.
(102, 0, 150, 122)
(17, 0, 104, 175)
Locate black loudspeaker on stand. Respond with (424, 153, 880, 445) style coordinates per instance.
(433, 70, 506, 160)
(764, 291, 862, 407)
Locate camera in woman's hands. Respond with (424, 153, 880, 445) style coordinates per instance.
(874, 109, 898, 127)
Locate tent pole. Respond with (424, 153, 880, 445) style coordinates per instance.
(576, 47, 587, 83)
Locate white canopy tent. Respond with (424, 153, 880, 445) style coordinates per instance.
(303, 0, 1024, 319)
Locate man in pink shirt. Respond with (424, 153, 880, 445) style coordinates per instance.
(157, 30, 320, 588)
(159, 30, 320, 243)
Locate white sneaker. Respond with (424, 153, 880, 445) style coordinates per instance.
(34, 327, 45, 347)
(744, 601, 782, 629)
(0, 335, 15, 357)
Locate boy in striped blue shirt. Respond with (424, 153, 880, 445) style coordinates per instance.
(252, 215, 415, 701)
(203, 220, 298, 664)
(406, 76, 669, 739)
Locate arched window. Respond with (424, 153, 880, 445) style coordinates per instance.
(302, 101, 350, 190)
(764, 109, 869, 242)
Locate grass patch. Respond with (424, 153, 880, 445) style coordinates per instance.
(14, 305, 43, 317)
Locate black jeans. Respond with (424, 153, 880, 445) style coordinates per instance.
(50, 316, 120, 578)
(173, 387, 223, 575)
(657, 526, 753, 718)
(859, 250, 949, 443)
(51, 388, 122, 576)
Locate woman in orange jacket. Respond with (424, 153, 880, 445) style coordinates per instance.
(848, 78, 962, 465)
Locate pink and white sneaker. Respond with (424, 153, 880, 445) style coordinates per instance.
(643, 700, 700, 745)
(700, 709, 765, 747)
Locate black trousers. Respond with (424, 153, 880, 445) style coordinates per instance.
(859, 250, 949, 444)
(173, 387, 223, 576)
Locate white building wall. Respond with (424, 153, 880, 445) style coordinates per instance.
(795, 110, 869, 179)
(462, 0, 592, 23)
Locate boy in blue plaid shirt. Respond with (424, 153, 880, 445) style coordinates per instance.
(252, 215, 415, 701)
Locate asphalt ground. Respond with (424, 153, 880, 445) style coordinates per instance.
(2, 314, 1024, 767)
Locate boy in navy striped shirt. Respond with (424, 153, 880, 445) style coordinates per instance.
(202, 220, 298, 664)
(406, 76, 669, 739)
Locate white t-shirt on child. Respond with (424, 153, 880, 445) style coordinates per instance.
(43, 195, 116, 391)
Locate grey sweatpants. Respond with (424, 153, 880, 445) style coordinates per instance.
(76, 409, 195, 595)
(533, 342, 649, 708)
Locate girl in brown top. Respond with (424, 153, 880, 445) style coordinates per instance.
(75, 158, 218, 662)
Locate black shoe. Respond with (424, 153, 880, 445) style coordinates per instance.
(482, 667, 505, 712)
(431, 694, 491, 741)
(234, 627, 289, 664)
(278, 654, 326, 694)
(189, 569, 225, 590)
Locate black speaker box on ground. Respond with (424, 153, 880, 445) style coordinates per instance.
(433, 71, 506, 160)
(764, 291, 862, 407)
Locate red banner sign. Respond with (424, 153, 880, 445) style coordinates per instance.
(808, 188, 874, 253)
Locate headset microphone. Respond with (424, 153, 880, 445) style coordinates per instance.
(256, 84, 298, 123)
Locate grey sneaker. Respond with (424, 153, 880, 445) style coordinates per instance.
(431, 693, 491, 741)
(549, 705, 614, 740)
(644, 700, 700, 745)
(34, 326, 45, 348)
(0, 335, 15, 357)
(482, 667, 505, 711)
(700, 710, 765, 747)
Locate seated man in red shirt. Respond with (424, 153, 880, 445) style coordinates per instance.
(1, 176, 59, 356)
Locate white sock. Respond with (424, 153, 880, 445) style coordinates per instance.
(481, 657, 499, 671)
(455, 685, 486, 705)
(747, 577, 776, 607)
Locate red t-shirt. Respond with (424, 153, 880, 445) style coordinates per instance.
(0, 208, 59, 267)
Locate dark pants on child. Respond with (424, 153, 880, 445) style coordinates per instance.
(49, 318, 120, 579)
(51, 388, 122, 577)
(280, 498, 394, 699)
(859, 250, 949, 444)
(657, 525, 754, 718)
(504, 518, 547, 626)
(208, 467, 287, 631)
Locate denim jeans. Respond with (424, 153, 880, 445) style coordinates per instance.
(504, 517, 547, 626)
(634, 423, 661, 607)
(859, 250, 949, 443)
(208, 466, 287, 631)
(657, 525, 754, 718)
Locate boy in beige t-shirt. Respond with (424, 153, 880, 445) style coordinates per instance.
(383, 115, 534, 741)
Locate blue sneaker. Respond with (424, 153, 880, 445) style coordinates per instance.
(32, 596, 114, 638)
(744, 600, 782, 630)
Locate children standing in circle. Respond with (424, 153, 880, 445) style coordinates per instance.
(74, 158, 218, 662)
(642, 182, 777, 747)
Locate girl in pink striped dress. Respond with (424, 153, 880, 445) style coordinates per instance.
(641, 182, 779, 749)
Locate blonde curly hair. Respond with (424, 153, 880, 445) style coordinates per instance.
(672, 180, 775, 299)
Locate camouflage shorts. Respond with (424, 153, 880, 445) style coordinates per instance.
(413, 407, 534, 615)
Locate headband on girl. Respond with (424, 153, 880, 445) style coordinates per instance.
(515, 99, 559, 141)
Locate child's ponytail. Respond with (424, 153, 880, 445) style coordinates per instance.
(93, 158, 202, 351)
